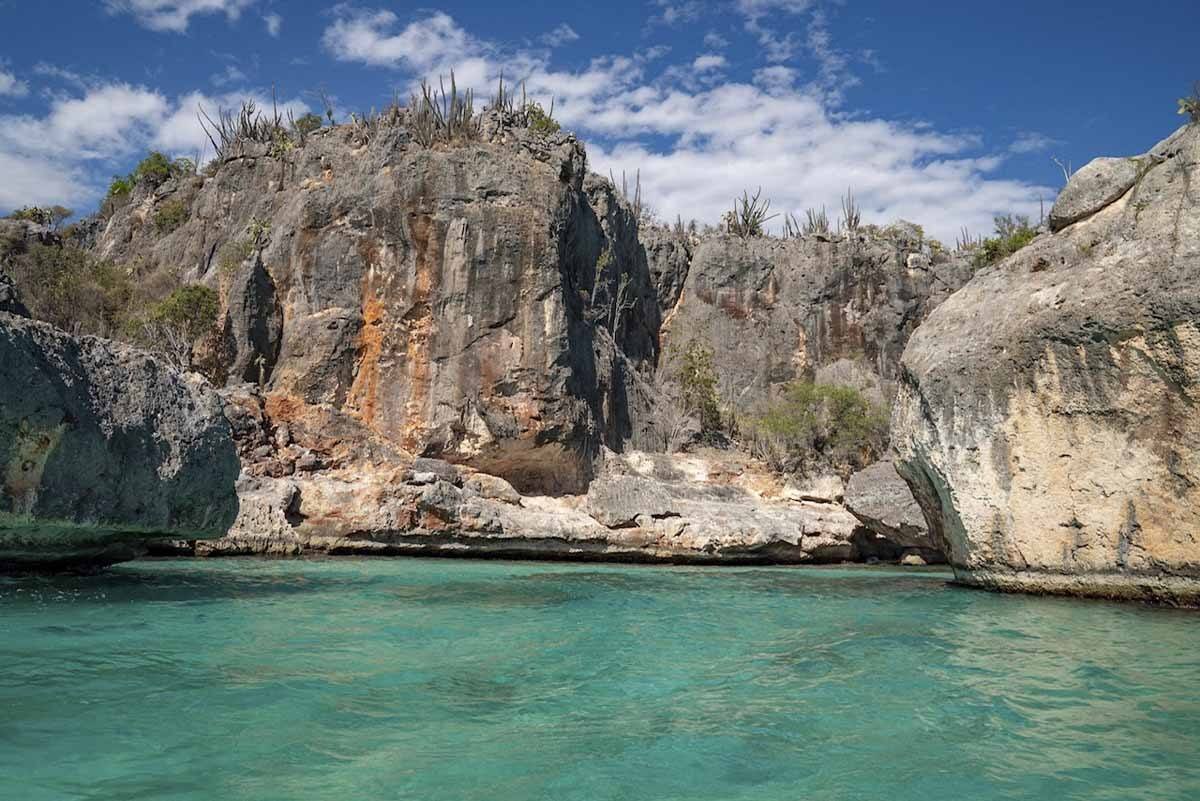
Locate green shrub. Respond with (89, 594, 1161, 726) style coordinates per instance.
(153, 199, 189, 234)
(293, 112, 323, 137)
(675, 339, 722, 435)
(218, 238, 255, 274)
(146, 285, 219, 340)
(6, 244, 133, 337)
(107, 175, 134, 201)
(526, 102, 560, 135)
(133, 152, 173, 187)
(1179, 82, 1200, 123)
(974, 214, 1038, 268)
(6, 206, 72, 229)
(132, 285, 221, 373)
(747, 381, 888, 475)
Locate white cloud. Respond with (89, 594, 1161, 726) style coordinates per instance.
(703, 32, 728, 49)
(316, 8, 1052, 242)
(263, 12, 281, 37)
(541, 23, 579, 48)
(210, 64, 248, 87)
(1009, 131, 1060, 155)
(322, 9, 477, 72)
(649, 1, 707, 26)
(104, 0, 257, 33)
(692, 54, 727, 72)
(0, 70, 29, 98)
(0, 81, 307, 212)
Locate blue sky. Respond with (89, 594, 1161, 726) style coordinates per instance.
(0, 0, 1195, 240)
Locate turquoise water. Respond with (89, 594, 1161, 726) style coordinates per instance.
(2, 559, 1198, 801)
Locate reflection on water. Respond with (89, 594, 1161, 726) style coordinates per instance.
(1, 558, 1197, 801)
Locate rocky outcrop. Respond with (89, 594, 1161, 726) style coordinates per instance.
(0, 314, 240, 570)
(96, 119, 660, 496)
(175, 387, 865, 564)
(653, 230, 973, 412)
(844, 459, 943, 563)
(893, 124, 1200, 604)
(0, 269, 26, 318)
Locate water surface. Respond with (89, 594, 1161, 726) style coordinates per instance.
(2, 559, 1197, 800)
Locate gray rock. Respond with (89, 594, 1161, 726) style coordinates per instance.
(893, 123, 1200, 604)
(0, 314, 240, 570)
(653, 231, 973, 417)
(844, 460, 935, 552)
(464, 473, 522, 505)
(783, 474, 845, 504)
(1048, 156, 1142, 232)
(586, 474, 675, 528)
(0, 269, 27, 318)
(223, 255, 283, 385)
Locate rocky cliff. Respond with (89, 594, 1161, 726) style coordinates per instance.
(652, 227, 972, 415)
(63, 109, 972, 566)
(0, 313, 239, 570)
(96, 120, 659, 495)
(893, 124, 1200, 604)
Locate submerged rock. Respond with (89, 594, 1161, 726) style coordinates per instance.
(0, 314, 240, 570)
(893, 124, 1200, 604)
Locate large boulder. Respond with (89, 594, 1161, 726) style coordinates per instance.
(0, 314, 240, 570)
(893, 124, 1200, 604)
(844, 459, 943, 562)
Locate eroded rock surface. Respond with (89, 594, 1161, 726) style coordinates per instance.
(844, 459, 943, 563)
(0, 314, 240, 570)
(96, 120, 660, 496)
(653, 231, 973, 412)
(181, 389, 866, 564)
(894, 124, 1200, 604)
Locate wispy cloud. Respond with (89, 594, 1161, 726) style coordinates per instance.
(0, 69, 29, 99)
(263, 11, 281, 37)
(648, 0, 707, 27)
(540, 23, 579, 48)
(318, 8, 1052, 242)
(103, 0, 257, 33)
(1009, 131, 1061, 154)
(210, 64, 247, 87)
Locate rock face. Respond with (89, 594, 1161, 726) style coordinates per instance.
(0, 314, 240, 570)
(893, 124, 1200, 604)
(844, 460, 943, 563)
(653, 230, 973, 413)
(0, 269, 26, 318)
(97, 120, 659, 496)
(177, 387, 865, 564)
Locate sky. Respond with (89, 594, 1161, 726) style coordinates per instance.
(0, 1, 1195, 242)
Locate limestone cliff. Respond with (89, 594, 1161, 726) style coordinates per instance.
(893, 124, 1200, 604)
(96, 120, 658, 495)
(0, 314, 240, 570)
(78, 110, 974, 565)
(652, 226, 973, 415)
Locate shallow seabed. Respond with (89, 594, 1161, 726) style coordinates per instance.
(2, 558, 1197, 801)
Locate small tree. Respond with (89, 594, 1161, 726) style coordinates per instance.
(747, 381, 888, 475)
(676, 339, 722, 435)
(292, 112, 323, 137)
(1179, 82, 1200, 123)
(138, 285, 220, 372)
(975, 214, 1038, 268)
